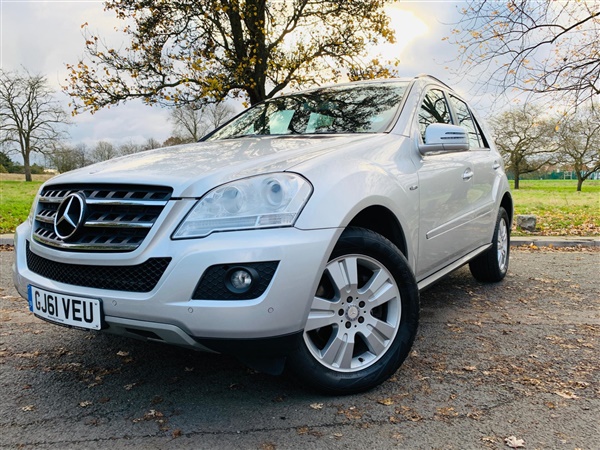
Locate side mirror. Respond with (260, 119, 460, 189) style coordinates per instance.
(419, 123, 469, 154)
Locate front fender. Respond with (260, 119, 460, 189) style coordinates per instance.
(294, 140, 419, 264)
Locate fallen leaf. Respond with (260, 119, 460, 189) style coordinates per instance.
(172, 429, 182, 438)
(116, 351, 129, 357)
(310, 403, 323, 410)
(146, 409, 163, 418)
(260, 443, 276, 450)
(505, 436, 525, 448)
(21, 405, 35, 412)
(555, 391, 578, 399)
(378, 398, 394, 406)
(79, 401, 93, 408)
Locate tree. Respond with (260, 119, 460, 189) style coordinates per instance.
(163, 136, 186, 147)
(90, 141, 117, 163)
(490, 105, 557, 189)
(65, 0, 397, 113)
(556, 104, 600, 191)
(0, 151, 17, 173)
(118, 140, 143, 156)
(48, 143, 89, 173)
(0, 69, 70, 181)
(49, 146, 82, 173)
(450, 1, 599, 107)
(171, 102, 236, 142)
(142, 137, 161, 151)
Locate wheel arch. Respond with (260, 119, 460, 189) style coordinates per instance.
(500, 192, 514, 228)
(346, 205, 408, 258)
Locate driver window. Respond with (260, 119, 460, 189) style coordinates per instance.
(418, 89, 451, 142)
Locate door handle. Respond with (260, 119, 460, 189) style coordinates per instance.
(492, 161, 501, 170)
(462, 169, 474, 181)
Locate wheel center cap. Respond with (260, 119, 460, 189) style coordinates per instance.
(346, 305, 360, 321)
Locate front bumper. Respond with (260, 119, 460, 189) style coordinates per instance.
(13, 222, 340, 348)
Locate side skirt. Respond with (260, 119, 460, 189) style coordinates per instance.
(417, 244, 492, 292)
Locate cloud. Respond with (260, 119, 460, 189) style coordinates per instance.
(2, 1, 172, 146)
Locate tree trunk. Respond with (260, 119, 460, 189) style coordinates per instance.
(576, 176, 584, 192)
(23, 152, 32, 182)
(513, 173, 520, 190)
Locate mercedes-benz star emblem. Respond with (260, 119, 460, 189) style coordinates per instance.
(54, 192, 87, 240)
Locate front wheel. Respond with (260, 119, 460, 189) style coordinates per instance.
(469, 207, 510, 282)
(287, 227, 419, 395)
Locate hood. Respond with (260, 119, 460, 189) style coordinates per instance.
(47, 134, 384, 197)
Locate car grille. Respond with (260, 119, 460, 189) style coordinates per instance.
(26, 242, 171, 292)
(32, 184, 172, 252)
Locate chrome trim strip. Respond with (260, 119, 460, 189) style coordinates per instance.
(35, 214, 55, 224)
(417, 244, 491, 291)
(32, 234, 139, 252)
(85, 199, 169, 206)
(84, 221, 154, 229)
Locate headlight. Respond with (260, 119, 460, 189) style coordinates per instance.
(27, 187, 43, 226)
(173, 173, 313, 238)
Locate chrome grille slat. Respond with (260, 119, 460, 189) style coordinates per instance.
(33, 184, 172, 253)
(35, 214, 55, 224)
(85, 199, 169, 206)
(84, 221, 154, 229)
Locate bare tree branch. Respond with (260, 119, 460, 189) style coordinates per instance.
(449, 1, 599, 107)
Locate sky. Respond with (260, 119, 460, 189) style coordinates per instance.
(0, 0, 470, 152)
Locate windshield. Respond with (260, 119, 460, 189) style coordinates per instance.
(207, 82, 409, 140)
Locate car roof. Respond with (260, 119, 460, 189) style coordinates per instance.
(280, 75, 454, 96)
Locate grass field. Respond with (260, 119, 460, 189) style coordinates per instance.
(0, 174, 53, 234)
(511, 179, 599, 236)
(1, 175, 598, 235)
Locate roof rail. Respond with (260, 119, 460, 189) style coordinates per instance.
(415, 74, 452, 90)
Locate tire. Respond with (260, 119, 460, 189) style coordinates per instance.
(287, 227, 419, 395)
(469, 207, 510, 282)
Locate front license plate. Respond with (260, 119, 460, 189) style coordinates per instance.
(28, 285, 102, 330)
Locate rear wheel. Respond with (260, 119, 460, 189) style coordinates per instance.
(288, 227, 419, 395)
(469, 207, 510, 282)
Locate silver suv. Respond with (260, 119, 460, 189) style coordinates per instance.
(13, 75, 512, 394)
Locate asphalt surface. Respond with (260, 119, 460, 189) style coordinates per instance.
(1, 246, 599, 449)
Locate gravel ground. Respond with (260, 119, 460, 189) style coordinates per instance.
(1, 246, 599, 449)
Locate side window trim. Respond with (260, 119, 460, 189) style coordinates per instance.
(448, 94, 490, 150)
(418, 87, 452, 144)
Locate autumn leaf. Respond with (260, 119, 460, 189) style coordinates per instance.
(505, 436, 525, 448)
(310, 403, 323, 410)
(555, 391, 578, 399)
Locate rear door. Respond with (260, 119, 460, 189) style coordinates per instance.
(447, 94, 497, 249)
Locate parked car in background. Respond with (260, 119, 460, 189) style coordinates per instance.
(13, 75, 512, 394)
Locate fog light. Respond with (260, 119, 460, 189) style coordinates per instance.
(225, 267, 258, 294)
